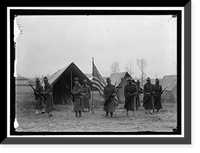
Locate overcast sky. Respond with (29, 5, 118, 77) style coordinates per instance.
(15, 15, 177, 79)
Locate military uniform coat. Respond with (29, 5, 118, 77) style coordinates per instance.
(103, 84, 116, 113)
(143, 82, 154, 110)
(124, 83, 137, 111)
(34, 83, 44, 110)
(153, 84, 162, 110)
(43, 82, 53, 113)
(72, 83, 82, 111)
(81, 84, 91, 109)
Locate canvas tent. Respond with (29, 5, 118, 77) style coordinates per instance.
(160, 75, 177, 102)
(109, 72, 132, 103)
(48, 62, 92, 105)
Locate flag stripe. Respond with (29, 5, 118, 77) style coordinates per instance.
(92, 84, 104, 95)
(93, 77, 105, 89)
(92, 82, 104, 93)
(92, 61, 106, 97)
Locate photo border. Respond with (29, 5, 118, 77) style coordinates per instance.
(3, 2, 191, 144)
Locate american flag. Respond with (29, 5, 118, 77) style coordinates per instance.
(92, 59, 106, 96)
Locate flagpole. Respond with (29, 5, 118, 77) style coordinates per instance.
(91, 57, 94, 114)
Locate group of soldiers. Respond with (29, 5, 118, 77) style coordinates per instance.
(102, 77, 163, 118)
(32, 76, 53, 117)
(32, 76, 91, 118)
(32, 75, 163, 118)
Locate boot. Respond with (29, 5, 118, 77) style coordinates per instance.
(105, 112, 108, 118)
(41, 108, 45, 114)
(49, 112, 52, 117)
(150, 109, 153, 114)
(110, 112, 113, 118)
(75, 111, 78, 118)
(126, 110, 129, 116)
(79, 111, 82, 117)
(36, 110, 39, 115)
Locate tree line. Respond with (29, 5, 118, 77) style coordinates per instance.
(110, 59, 147, 86)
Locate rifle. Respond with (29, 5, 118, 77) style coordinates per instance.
(63, 81, 75, 102)
(153, 86, 168, 103)
(143, 92, 153, 105)
(124, 91, 138, 108)
(104, 82, 122, 106)
(28, 82, 44, 99)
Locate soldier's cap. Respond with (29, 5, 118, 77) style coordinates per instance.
(137, 80, 140, 83)
(83, 79, 87, 83)
(127, 77, 133, 81)
(156, 78, 159, 82)
(147, 77, 151, 81)
(43, 76, 48, 81)
(74, 77, 79, 81)
(106, 77, 111, 81)
(36, 78, 40, 82)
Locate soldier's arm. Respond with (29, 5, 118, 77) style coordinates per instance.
(88, 86, 91, 99)
(124, 85, 127, 98)
(143, 84, 146, 96)
(160, 85, 163, 94)
(112, 86, 117, 97)
(43, 85, 52, 95)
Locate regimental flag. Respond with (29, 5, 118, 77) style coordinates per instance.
(92, 59, 106, 96)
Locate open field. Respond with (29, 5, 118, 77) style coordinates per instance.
(15, 86, 177, 132)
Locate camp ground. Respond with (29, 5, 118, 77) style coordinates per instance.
(15, 62, 177, 132)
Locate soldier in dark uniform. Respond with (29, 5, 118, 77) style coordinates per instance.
(124, 77, 137, 116)
(103, 77, 116, 118)
(153, 78, 163, 112)
(72, 77, 83, 118)
(43, 76, 53, 117)
(81, 79, 91, 112)
(34, 78, 44, 115)
(143, 77, 154, 114)
(135, 80, 142, 110)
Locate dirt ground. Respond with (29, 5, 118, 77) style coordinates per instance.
(15, 86, 177, 132)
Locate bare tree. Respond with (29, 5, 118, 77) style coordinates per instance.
(110, 61, 120, 73)
(125, 62, 134, 77)
(136, 59, 147, 86)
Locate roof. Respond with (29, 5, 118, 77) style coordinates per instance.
(48, 64, 69, 85)
(109, 72, 131, 86)
(48, 62, 92, 86)
(160, 75, 177, 91)
(16, 76, 28, 80)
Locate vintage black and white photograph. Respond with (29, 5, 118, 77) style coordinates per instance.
(10, 7, 183, 135)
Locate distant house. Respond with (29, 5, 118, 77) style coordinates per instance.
(15, 76, 29, 86)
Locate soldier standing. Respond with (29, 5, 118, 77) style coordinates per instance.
(81, 79, 91, 112)
(135, 80, 142, 110)
(143, 77, 154, 114)
(34, 78, 44, 115)
(124, 77, 137, 116)
(103, 77, 116, 118)
(153, 78, 163, 112)
(72, 77, 83, 118)
(43, 76, 53, 117)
